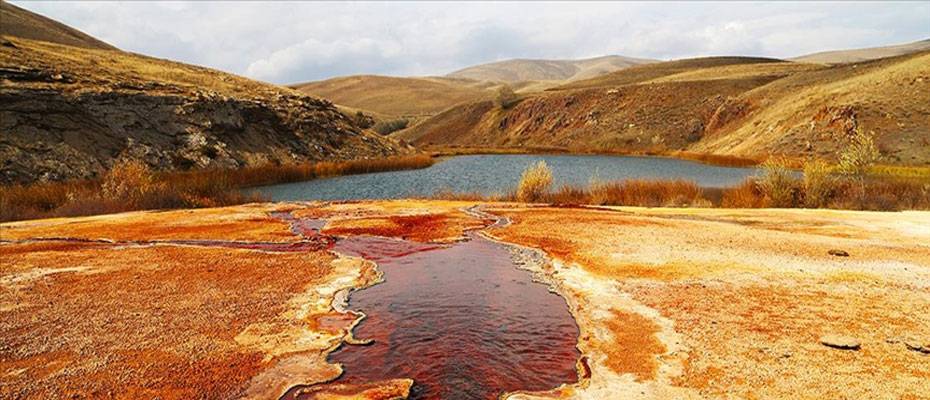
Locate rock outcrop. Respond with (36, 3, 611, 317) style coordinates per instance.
(0, 35, 408, 184)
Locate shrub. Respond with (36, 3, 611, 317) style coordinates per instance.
(592, 179, 704, 207)
(496, 85, 519, 108)
(838, 128, 880, 180)
(721, 179, 766, 208)
(352, 111, 375, 129)
(757, 157, 798, 207)
(101, 159, 160, 206)
(516, 161, 553, 202)
(802, 159, 834, 208)
(373, 118, 409, 135)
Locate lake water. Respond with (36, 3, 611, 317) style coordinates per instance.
(253, 154, 760, 201)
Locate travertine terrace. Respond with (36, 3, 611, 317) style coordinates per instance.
(2, 200, 928, 399)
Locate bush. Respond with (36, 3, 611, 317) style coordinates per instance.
(721, 179, 766, 208)
(352, 111, 375, 129)
(757, 157, 798, 207)
(516, 160, 553, 202)
(101, 159, 160, 206)
(373, 118, 409, 135)
(838, 128, 880, 180)
(802, 159, 834, 208)
(496, 85, 519, 108)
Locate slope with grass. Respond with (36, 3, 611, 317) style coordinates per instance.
(446, 55, 656, 83)
(0, 32, 409, 184)
(0, 1, 116, 50)
(291, 74, 493, 118)
(403, 53, 930, 166)
(792, 38, 930, 64)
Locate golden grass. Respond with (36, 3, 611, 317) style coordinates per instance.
(0, 155, 434, 222)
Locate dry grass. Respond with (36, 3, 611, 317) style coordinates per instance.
(515, 161, 553, 202)
(0, 155, 434, 222)
(757, 157, 799, 207)
(549, 180, 708, 207)
(722, 176, 930, 211)
(671, 151, 761, 167)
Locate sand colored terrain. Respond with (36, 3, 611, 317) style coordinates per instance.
(446, 55, 656, 84)
(2, 200, 928, 399)
(292, 75, 494, 119)
(792, 38, 930, 64)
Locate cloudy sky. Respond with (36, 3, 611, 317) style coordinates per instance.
(12, 1, 930, 84)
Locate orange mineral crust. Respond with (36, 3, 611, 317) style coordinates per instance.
(487, 204, 930, 399)
(2, 201, 929, 399)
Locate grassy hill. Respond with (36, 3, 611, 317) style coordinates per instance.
(402, 53, 930, 166)
(0, 1, 116, 50)
(0, 26, 406, 184)
(292, 75, 493, 118)
(446, 55, 655, 83)
(791, 38, 930, 64)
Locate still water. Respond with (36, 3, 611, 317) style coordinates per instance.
(253, 154, 759, 201)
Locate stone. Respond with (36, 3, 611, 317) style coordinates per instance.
(828, 249, 850, 257)
(820, 334, 860, 350)
(904, 340, 929, 354)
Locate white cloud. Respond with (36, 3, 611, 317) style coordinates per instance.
(10, 1, 930, 83)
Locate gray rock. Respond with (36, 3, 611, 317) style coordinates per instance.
(820, 334, 860, 350)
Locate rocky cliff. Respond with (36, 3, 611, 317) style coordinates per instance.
(0, 35, 408, 184)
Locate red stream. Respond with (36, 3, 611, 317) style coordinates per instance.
(312, 231, 581, 399)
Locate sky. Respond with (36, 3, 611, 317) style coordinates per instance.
(12, 1, 930, 84)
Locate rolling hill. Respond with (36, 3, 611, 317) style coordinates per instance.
(446, 55, 656, 83)
(791, 38, 930, 64)
(0, 1, 116, 50)
(292, 75, 493, 118)
(401, 53, 930, 166)
(0, 8, 407, 184)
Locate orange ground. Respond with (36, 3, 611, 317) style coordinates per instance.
(2, 200, 928, 399)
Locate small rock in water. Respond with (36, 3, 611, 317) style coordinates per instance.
(904, 340, 929, 354)
(828, 249, 850, 257)
(820, 334, 860, 350)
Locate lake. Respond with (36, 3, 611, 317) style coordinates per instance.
(252, 154, 760, 201)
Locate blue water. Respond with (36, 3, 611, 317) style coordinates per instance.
(252, 154, 760, 201)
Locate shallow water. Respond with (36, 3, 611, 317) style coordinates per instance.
(319, 231, 581, 399)
(252, 154, 760, 201)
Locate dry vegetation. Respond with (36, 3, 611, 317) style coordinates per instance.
(437, 160, 929, 211)
(0, 155, 434, 222)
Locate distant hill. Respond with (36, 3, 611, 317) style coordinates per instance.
(0, 1, 116, 50)
(402, 52, 930, 166)
(791, 39, 930, 64)
(0, 9, 406, 184)
(446, 55, 656, 83)
(292, 75, 493, 118)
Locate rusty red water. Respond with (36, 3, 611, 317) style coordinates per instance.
(314, 232, 581, 399)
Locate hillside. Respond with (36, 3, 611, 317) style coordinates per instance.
(792, 38, 930, 64)
(402, 54, 930, 166)
(0, 33, 407, 184)
(446, 55, 655, 83)
(292, 75, 493, 118)
(0, 1, 116, 50)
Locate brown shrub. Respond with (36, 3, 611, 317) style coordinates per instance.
(757, 157, 799, 207)
(593, 179, 705, 207)
(802, 159, 834, 208)
(516, 161, 553, 202)
(721, 179, 766, 208)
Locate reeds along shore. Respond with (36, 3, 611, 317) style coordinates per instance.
(435, 161, 930, 211)
(0, 155, 434, 222)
